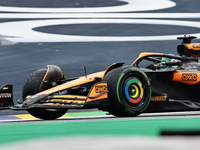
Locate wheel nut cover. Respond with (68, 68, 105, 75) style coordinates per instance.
(125, 78, 144, 104)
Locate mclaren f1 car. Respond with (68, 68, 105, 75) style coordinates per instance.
(2, 35, 200, 120)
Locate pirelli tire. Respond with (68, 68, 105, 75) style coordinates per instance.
(104, 66, 151, 117)
(23, 68, 68, 120)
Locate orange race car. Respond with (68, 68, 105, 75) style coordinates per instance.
(1, 35, 200, 120)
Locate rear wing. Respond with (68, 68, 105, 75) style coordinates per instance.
(0, 84, 13, 109)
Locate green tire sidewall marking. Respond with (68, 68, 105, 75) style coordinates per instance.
(125, 108, 135, 115)
(116, 73, 124, 104)
(39, 81, 43, 91)
(131, 67, 147, 78)
(131, 67, 151, 113)
(116, 67, 151, 114)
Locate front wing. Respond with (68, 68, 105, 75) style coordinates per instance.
(12, 82, 108, 110)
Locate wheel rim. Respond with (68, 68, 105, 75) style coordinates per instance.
(124, 78, 144, 104)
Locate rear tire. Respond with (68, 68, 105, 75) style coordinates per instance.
(104, 66, 151, 117)
(23, 68, 68, 120)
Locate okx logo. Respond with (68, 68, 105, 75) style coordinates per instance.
(182, 73, 197, 81)
(95, 86, 107, 93)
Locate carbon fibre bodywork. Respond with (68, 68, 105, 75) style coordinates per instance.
(2, 35, 200, 118)
(132, 52, 200, 112)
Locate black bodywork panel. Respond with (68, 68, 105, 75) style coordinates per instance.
(137, 53, 200, 113)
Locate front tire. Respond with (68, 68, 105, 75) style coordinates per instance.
(104, 66, 151, 117)
(23, 67, 68, 120)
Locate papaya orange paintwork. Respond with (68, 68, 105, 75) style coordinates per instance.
(186, 43, 200, 50)
(33, 63, 124, 104)
(172, 72, 200, 85)
(30, 71, 108, 105)
(39, 71, 105, 96)
(87, 83, 108, 102)
(131, 52, 164, 66)
(52, 95, 87, 100)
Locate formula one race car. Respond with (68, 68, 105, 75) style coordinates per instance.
(2, 35, 200, 120)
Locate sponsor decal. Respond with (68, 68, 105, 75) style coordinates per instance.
(0, 93, 12, 99)
(95, 85, 107, 93)
(186, 65, 198, 71)
(54, 90, 68, 95)
(192, 44, 200, 48)
(182, 73, 197, 81)
(151, 96, 167, 101)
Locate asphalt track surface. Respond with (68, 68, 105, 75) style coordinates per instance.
(0, 0, 200, 149)
(0, 0, 199, 116)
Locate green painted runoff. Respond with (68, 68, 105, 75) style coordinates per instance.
(0, 117, 200, 145)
